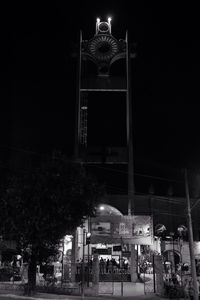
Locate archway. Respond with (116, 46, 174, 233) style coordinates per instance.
(163, 250, 181, 273)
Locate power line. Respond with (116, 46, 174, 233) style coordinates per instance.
(87, 163, 184, 184)
(0, 145, 185, 184)
(153, 211, 187, 218)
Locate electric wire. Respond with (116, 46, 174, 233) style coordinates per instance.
(1, 145, 200, 210)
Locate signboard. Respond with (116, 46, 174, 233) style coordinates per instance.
(90, 215, 153, 245)
(122, 251, 131, 257)
(91, 222, 111, 236)
(113, 245, 122, 251)
(92, 247, 112, 255)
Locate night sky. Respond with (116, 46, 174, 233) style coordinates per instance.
(1, 2, 200, 183)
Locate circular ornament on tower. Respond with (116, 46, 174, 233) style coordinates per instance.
(88, 35, 119, 61)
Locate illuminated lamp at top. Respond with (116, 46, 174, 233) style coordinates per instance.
(96, 17, 112, 23)
(96, 18, 100, 33)
(95, 17, 112, 35)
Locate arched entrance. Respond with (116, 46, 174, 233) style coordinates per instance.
(163, 250, 181, 273)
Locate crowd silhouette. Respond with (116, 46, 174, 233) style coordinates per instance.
(76, 257, 129, 275)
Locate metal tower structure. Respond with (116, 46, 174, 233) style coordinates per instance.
(75, 18, 135, 215)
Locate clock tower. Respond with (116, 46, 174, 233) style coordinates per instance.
(75, 17, 135, 215)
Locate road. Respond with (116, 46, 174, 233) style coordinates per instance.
(0, 290, 165, 300)
(0, 295, 163, 300)
(0, 278, 163, 300)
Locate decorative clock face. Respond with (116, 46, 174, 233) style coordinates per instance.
(98, 22, 110, 33)
(88, 35, 119, 61)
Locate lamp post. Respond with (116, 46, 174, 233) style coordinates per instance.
(81, 229, 86, 299)
(177, 225, 187, 262)
(177, 225, 187, 284)
(61, 238, 65, 283)
(155, 224, 167, 253)
(169, 232, 175, 272)
(184, 169, 198, 300)
(86, 232, 91, 287)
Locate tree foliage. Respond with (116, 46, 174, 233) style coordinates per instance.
(0, 155, 104, 292)
(0, 156, 103, 246)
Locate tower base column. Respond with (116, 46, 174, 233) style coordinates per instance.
(130, 244, 137, 282)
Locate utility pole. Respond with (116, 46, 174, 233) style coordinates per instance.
(126, 30, 134, 216)
(120, 237, 124, 300)
(61, 238, 65, 283)
(81, 229, 86, 300)
(184, 168, 198, 300)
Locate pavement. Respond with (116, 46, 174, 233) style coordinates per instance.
(0, 280, 171, 300)
(0, 290, 165, 300)
(0, 285, 170, 300)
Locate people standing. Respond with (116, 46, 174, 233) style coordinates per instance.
(183, 278, 189, 299)
(106, 259, 109, 273)
(197, 279, 200, 299)
(99, 257, 105, 274)
(188, 280, 194, 300)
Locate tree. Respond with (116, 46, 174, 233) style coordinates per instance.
(0, 155, 104, 294)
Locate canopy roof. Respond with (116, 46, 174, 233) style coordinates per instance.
(96, 204, 123, 216)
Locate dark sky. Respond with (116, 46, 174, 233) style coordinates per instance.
(1, 2, 200, 177)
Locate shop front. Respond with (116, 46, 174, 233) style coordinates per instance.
(71, 204, 153, 283)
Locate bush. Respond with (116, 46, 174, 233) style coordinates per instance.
(0, 267, 13, 281)
(0, 267, 21, 282)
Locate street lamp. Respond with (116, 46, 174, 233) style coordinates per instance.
(155, 224, 167, 237)
(155, 224, 167, 253)
(86, 232, 91, 245)
(81, 228, 86, 298)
